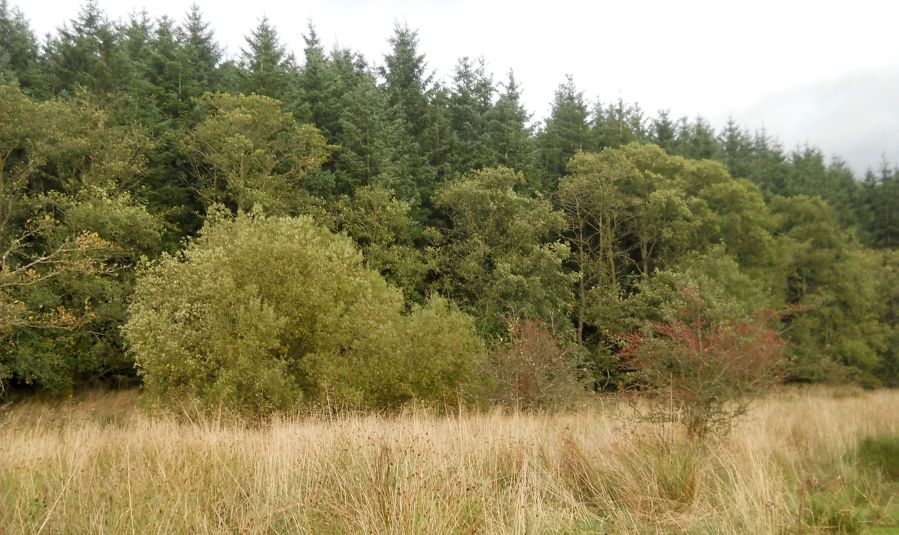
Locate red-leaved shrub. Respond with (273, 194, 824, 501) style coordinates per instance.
(622, 289, 786, 437)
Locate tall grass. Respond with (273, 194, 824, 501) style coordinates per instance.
(1, 387, 897, 533)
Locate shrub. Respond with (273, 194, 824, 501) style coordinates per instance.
(622, 287, 786, 437)
(124, 209, 485, 415)
(489, 319, 585, 409)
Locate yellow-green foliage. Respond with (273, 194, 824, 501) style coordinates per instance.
(184, 92, 335, 214)
(124, 209, 485, 414)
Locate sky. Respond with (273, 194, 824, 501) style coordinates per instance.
(17, 0, 899, 175)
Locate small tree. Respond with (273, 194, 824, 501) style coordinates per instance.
(622, 288, 786, 437)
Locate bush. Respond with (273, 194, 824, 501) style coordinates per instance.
(623, 286, 786, 437)
(124, 209, 485, 415)
(489, 319, 585, 409)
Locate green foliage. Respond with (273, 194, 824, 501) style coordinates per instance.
(770, 195, 893, 383)
(184, 92, 334, 214)
(446, 57, 495, 175)
(238, 17, 295, 102)
(857, 435, 899, 481)
(125, 211, 484, 414)
(0, 0, 40, 91)
(329, 185, 430, 301)
(536, 76, 591, 189)
(1, 2, 898, 399)
(434, 166, 574, 335)
(40, 1, 134, 98)
(0, 84, 164, 394)
(486, 71, 534, 174)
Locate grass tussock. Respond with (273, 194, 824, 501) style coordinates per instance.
(1, 388, 898, 533)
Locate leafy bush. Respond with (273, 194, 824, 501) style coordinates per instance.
(623, 286, 786, 437)
(124, 209, 485, 415)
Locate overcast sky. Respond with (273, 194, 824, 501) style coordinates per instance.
(18, 0, 899, 175)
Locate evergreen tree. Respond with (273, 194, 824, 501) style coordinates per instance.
(650, 109, 678, 154)
(382, 24, 432, 143)
(41, 1, 132, 96)
(863, 163, 899, 248)
(118, 11, 165, 125)
(177, 4, 221, 99)
(591, 98, 645, 149)
(331, 73, 398, 193)
(446, 56, 495, 176)
(718, 118, 753, 179)
(0, 0, 40, 91)
(536, 75, 590, 191)
(296, 23, 339, 134)
(380, 24, 439, 209)
(238, 17, 295, 103)
(676, 116, 719, 160)
(485, 71, 534, 175)
(747, 129, 790, 197)
(784, 147, 861, 229)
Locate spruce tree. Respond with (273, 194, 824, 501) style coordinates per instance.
(0, 0, 40, 91)
(650, 109, 678, 154)
(178, 4, 221, 99)
(718, 118, 753, 179)
(41, 1, 131, 96)
(239, 17, 295, 103)
(536, 75, 590, 191)
(446, 56, 495, 176)
(380, 24, 438, 211)
(486, 71, 534, 175)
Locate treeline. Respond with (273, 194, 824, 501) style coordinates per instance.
(1, 1, 898, 407)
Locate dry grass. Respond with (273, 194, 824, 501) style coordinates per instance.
(1, 387, 898, 534)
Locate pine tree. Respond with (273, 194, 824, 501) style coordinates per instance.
(332, 73, 397, 193)
(650, 109, 677, 153)
(676, 116, 719, 160)
(591, 98, 645, 149)
(380, 24, 439, 210)
(296, 23, 334, 131)
(143, 16, 183, 119)
(748, 129, 790, 197)
(718, 118, 753, 179)
(862, 163, 899, 248)
(118, 11, 165, 126)
(382, 24, 432, 141)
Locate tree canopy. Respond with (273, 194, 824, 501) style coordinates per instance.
(1, 2, 897, 411)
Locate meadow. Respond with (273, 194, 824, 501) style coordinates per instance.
(1, 388, 898, 534)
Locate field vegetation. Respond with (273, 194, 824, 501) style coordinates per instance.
(1, 388, 898, 534)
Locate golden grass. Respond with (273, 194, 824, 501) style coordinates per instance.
(1, 387, 898, 534)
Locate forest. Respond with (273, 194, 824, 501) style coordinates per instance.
(1, 0, 899, 417)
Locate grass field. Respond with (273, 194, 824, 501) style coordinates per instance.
(1, 388, 898, 534)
